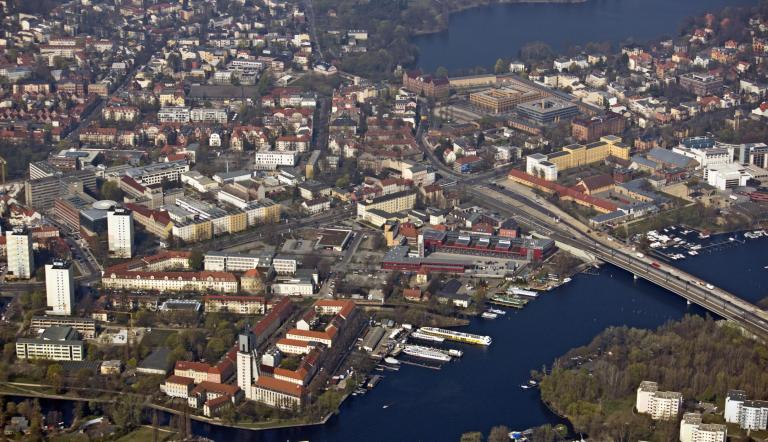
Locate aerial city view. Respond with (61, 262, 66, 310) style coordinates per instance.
(2, 0, 768, 440)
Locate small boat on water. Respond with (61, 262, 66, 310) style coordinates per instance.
(481, 311, 498, 320)
(487, 308, 506, 315)
(562, 277, 572, 283)
(447, 348, 464, 358)
(520, 384, 531, 389)
(384, 357, 400, 365)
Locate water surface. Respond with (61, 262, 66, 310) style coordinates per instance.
(414, 0, 757, 72)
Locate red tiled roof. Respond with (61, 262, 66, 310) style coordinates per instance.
(165, 375, 195, 386)
(191, 381, 239, 397)
(509, 169, 618, 212)
(255, 376, 304, 397)
(276, 338, 312, 348)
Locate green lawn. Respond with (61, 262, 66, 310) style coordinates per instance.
(116, 426, 177, 442)
(140, 329, 176, 347)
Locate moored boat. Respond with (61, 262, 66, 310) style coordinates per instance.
(419, 327, 492, 346)
(403, 345, 452, 362)
(410, 330, 445, 343)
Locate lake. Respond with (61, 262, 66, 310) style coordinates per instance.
(413, 0, 757, 73)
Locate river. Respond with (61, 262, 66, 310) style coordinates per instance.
(21, 234, 767, 441)
(413, 0, 756, 73)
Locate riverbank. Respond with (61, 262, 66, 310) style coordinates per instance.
(0, 381, 342, 434)
(363, 304, 471, 327)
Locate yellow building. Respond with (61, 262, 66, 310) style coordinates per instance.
(469, 84, 544, 114)
(546, 135, 630, 171)
(172, 219, 213, 243)
(243, 200, 280, 225)
(356, 190, 416, 225)
(159, 90, 186, 107)
(226, 212, 248, 234)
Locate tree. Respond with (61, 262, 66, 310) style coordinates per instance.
(335, 175, 350, 188)
(494, 58, 507, 74)
(488, 425, 511, 442)
(100, 180, 124, 201)
(109, 395, 142, 429)
(204, 337, 228, 361)
(2, 343, 14, 363)
(46, 364, 63, 392)
(256, 71, 273, 97)
(188, 249, 204, 271)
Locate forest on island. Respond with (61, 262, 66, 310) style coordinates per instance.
(539, 316, 768, 441)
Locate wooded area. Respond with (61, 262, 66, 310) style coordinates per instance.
(539, 316, 768, 441)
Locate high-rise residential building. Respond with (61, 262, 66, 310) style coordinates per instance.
(237, 331, 258, 395)
(5, 227, 35, 279)
(724, 389, 768, 430)
(725, 389, 747, 424)
(739, 400, 768, 430)
(636, 381, 683, 420)
(107, 207, 134, 258)
(680, 412, 727, 442)
(45, 260, 75, 316)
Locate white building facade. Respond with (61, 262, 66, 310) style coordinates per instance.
(107, 207, 135, 258)
(5, 227, 35, 279)
(45, 260, 75, 316)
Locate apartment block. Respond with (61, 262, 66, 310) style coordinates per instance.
(16, 326, 84, 361)
(636, 381, 683, 420)
(45, 260, 75, 316)
(5, 227, 35, 280)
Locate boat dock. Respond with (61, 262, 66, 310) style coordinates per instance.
(397, 359, 441, 370)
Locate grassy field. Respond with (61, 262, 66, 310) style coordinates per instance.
(140, 329, 176, 347)
(116, 426, 177, 442)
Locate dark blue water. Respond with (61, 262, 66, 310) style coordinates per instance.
(674, 235, 768, 304)
(414, 0, 756, 72)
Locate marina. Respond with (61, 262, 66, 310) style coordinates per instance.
(644, 226, 757, 263)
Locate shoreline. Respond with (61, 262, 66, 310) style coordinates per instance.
(411, 0, 588, 37)
(0, 385, 340, 433)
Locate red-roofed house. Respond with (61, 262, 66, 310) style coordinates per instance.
(161, 375, 195, 399)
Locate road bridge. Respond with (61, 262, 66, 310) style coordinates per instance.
(473, 184, 768, 341)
